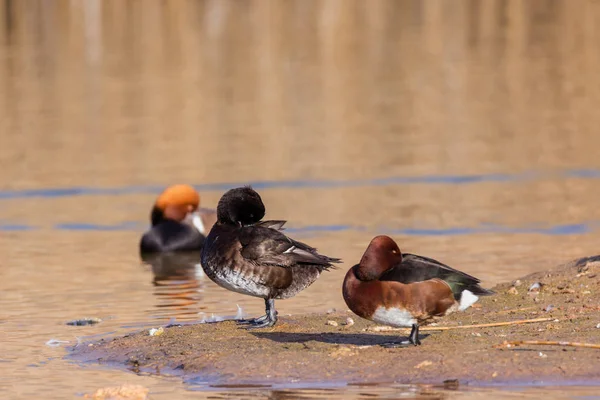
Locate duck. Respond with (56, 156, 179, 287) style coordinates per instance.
(201, 186, 341, 328)
(140, 184, 217, 254)
(343, 235, 494, 346)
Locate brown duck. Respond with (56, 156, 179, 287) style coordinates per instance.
(343, 235, 494, 346)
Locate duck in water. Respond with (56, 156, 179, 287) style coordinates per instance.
(343, 235, 494, 346)
(201, 186, 341, 328)
(140, 184, 216, 254)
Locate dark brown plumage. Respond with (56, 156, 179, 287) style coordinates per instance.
(201, 187, 341, 328)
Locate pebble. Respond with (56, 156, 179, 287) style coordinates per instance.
(326, 320, 339, 327)
(148, 327, 164, 336)
(596, 323, 600, 329)
(66, 317, 102, 326)
(528, 282, 542, 292)
(512, 279, 522, 287)
(414, 360, 433, 369)
(342, 317, 355, 326)
(507, 287, 519, 295)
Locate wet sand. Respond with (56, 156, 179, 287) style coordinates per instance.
(71, 256, 600, 386)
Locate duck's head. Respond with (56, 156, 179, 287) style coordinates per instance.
(355, 235, 403, 281)
(216, 186, 265, 226)
(151, 184, 205, 232)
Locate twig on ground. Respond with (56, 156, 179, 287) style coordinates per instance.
(495, 340, 600, 349)
(366, 317, 554, 333)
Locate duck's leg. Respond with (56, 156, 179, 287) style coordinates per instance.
(380, 324, 421, 348)
(408, 323, 421, 346)
(237, 299, 278, 328)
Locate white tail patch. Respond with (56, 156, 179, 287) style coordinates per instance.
(459, 290, 479, 311)
(192, 213, 206, 235)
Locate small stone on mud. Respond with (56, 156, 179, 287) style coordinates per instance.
(507, 287, 519, 295)
(528, 282, 543, 292)
(326, 320, 338, 327)
(85, 384, 148, 400)
(148, 327, 164, 336)
(67, 317, 102, 326)
(513, 279, 522, 287)
(326, 308, 336, 314)
(443, 379, 460, 390)
(596, 323, 600, 329)
(415, 360, 433, 369)
(342, 317, 355, 326)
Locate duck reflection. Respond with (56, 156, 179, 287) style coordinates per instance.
(141, 252, 206, 322)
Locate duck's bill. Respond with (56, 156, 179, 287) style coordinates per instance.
(184, 211, 206, 234)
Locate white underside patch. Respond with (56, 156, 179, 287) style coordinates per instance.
(210, 269, 271, 298)
(371, 307, 416, 327)
(459, 290, 479, 311)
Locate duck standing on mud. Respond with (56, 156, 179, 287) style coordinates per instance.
(140, 184, 217, 254)
(201, 186, 341, 328)
(343, 235, 494, 346)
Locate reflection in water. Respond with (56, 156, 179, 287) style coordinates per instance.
(141, 252, 205, 322)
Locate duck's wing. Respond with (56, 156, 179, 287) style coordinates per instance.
(238, 224, 341, 269)
(380, 253, 494, 297)
(253, 220, 287, 231)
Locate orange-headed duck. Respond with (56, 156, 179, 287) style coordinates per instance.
(201, 186, 341, 328)
(343, 235, 494, 346)
(140, 184, 217, 254)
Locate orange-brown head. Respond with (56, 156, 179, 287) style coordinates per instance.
(355, 235, 403, 281)
(151, 184, 200, 225)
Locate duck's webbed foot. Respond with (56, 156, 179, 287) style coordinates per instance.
(380, 324, 421, 348)
(237, 314, 268, 325)
(237, 299, 278, 329)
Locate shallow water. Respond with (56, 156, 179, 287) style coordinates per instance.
(2, 0, 600, 398)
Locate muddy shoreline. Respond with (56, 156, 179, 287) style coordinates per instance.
(70, 256, 600, 386)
